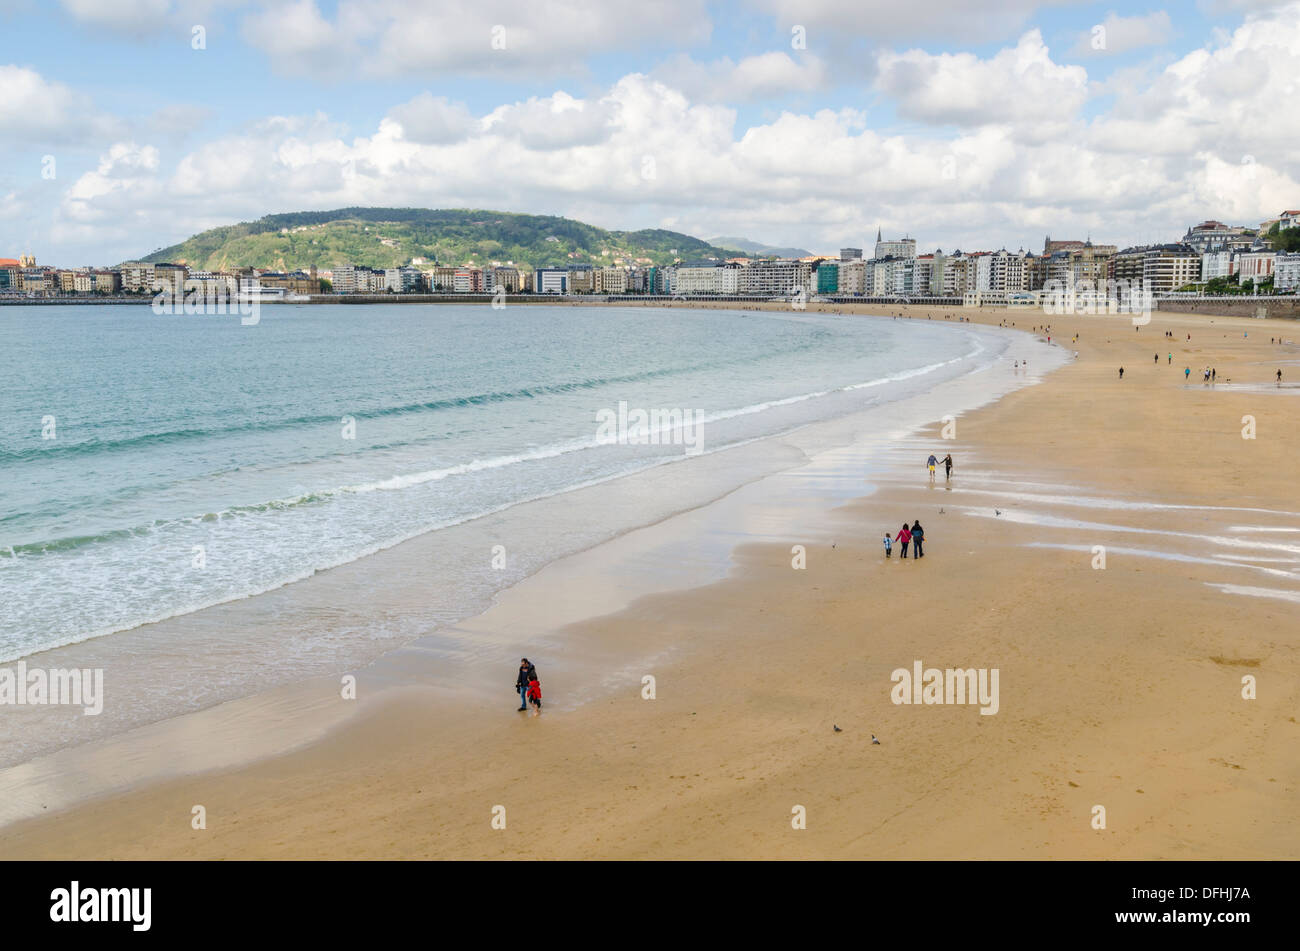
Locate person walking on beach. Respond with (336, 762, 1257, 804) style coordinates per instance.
(1212, 368, 1216, 382)
(1184, 367, 1191, 381)
(942, 453, 953, 480)
(1278, 369, 1284, 385)
(883, 532, 893, 558)
(1168, 352, 1172, 364)
(1154, 353, 1159, 364)
(911, 520, 925, 558)
(516, 658, 537, 712)
(1118, 366, 1124, 379)
(895, 523, 912, 559)
(927, 453, 938, 479)
(527, 677, 542, 717)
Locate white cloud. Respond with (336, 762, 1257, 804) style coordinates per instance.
(875, 31, 1089, 129)
(39, 2, 1300, 265)
(752, 0, 1082, 45)
(1073, 11, 1174, 56)
(483, 92, 621, 151)
(0, 65, 124, 145)
(653, 51, 829, 102)
(385, 94, 478, 145)
(240, 0, 712, 78)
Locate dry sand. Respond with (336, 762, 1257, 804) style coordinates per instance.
(2, 303, 1297, 859)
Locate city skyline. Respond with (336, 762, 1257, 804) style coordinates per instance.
(2, 1, 1299, 265)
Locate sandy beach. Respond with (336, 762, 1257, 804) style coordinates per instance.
(2, 302, 1297, 860)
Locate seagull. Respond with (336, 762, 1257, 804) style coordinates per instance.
(995, 509, 1002, 516)
(939, 507, 945, 514)
(871, 735, 881, 745)
(833, 725, 842, 733)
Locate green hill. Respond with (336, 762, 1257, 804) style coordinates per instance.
(138, 208, 739, 272)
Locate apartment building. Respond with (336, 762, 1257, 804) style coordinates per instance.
(1274, 252, 1300, 291)
(567, 265, 595, 294)
(1237, 249, 1276, 287)
(1109, 244, 1202, 294)
(873, 228, 917, 260)
(534, 267, 568, 294)
(153, 263, 188, 298)
(738, 259, 811, 296)
(838, 258, 867, 295)
(594, 267, 628, 294)
(1181, 220, 1253, 254)
(671, 262, 740, 295)
(988, 249, 1028, 293)
(384, 266, 422, 293)
(815, 260, 839, 294)
(118, 262, 156, 292)
(1200, 250, 1237, 281)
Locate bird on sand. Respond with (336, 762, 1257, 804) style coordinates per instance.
(995, 509, 1002, 516)
(871, 735, 881, 745)
(833, 725, 842, 733)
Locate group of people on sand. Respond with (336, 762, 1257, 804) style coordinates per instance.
(926, 452, 953, 480)
(885, 452, 951, 559)
(885, 520, 926, 559)
(515, 657, 542, 716)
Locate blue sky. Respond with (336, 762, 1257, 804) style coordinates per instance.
(2, 0, 1298, 265)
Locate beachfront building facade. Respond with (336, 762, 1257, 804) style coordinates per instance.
(1109, 244, 1202, 294)
(737, 259, 811, 297)
(988, 249, 1028, 293)
(427, 266, 457, 291)
(118, 262, 156, 293)
(815, 260, 838, 294)
(1181, 220, 1254, 254)
(1274, 253, 1300, 291)
(384, 266, 422, 293)
(838, 258, 867, 295)
(534, 267, 568, 294)
(672, 262, 739, 295)
(593, 267, 628, 294)
(1237, 249, 1276, 287)
(1201, 250, 1237, 281)
(567, 265, 595, 294)
(485, 266, 524, 293)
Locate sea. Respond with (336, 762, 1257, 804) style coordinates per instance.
(0, 302, 1028, 766)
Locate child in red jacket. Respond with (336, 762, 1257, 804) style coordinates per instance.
(527, 678, 542, 717)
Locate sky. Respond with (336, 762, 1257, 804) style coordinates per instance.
(1, 0, 1298, 266)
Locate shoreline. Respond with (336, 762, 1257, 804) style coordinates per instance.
(1, 307, 1023, 773)
(5, 292, 1300, 320)
(3, 303, 1298, 858)
(0, 309, 1057, 825)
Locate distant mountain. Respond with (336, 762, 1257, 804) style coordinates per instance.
(709, 235, 813, 258)
(138, 208, 738, 272)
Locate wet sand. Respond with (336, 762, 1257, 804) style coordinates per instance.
(2, 303, 1297, 859)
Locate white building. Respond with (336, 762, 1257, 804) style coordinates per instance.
(1200, 251, 1236, 281)
(594, 267, 629, 294)
(1238, 250, 1275, 287)
(838, 259, 867, 295)
(1273, 252, 1300, 291)
(988, 250, 1027, 292)
(533, 268, 567, 294)
(873, 228, 917, 260)
(737, 260, 810, 296)
(384, 266, 422, 292)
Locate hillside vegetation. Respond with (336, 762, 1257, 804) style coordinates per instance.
(138, 208, 739, 271)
